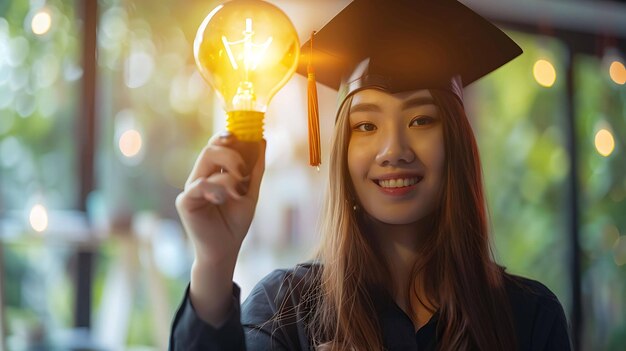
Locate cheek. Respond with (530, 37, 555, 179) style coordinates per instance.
(411, 129, 445, 169)
(347, 140, 368, 180)
(415, 132, 446, 196)
(347, 156, 361, 195)
(347, 141, 374, 203)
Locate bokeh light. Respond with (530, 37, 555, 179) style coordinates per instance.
(7, 37, 29, 67)
(124, 50, 154, 88)
(533, 59, 557, 87)
(602, 224, 620, 251)
(118, 129, 143, 157)
(594, 128, 615, 157)
(614, 236, 626, 266)
(29, 203, 49, 233)
(609, 60, 626, 85)
(31, 9, 52, 35)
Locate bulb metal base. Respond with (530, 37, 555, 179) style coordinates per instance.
(226, 111, 265, 142)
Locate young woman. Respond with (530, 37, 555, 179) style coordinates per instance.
(170, 0, 572, 350)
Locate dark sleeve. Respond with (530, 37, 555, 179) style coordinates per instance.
(169, 269, 307, 351)
(505, 275, 572, 351)
(169, 283, 246, 351)
(539, 298, 572, 351)
(240, 268, 311, 351)
(525, 280, 571, 351)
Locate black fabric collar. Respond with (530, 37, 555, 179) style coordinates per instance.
(369, 284, 441, 351)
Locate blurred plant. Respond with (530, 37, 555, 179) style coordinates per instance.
(0, 0, 80, 211)
(576, 54, 626, 351)
(1, 0, 81, 347)
(468, 31, 570, 309)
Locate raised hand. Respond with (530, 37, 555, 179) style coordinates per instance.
(175, 131, 266, 325)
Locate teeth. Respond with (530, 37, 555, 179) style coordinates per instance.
(378, 177, 421, 188)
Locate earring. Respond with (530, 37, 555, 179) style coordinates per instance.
(347, 197, 360, 212)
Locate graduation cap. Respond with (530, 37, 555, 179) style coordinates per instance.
(297, 0, 522, 167)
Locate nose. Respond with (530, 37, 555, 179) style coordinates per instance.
(375, 131, 415, 167)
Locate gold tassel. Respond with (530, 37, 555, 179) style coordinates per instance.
(307, 31, 321, 167)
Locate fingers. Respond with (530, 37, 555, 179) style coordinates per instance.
(244, 139, 266, 200)
(182, 131, 265, 207)
(177, 173, 245, 210)
(185, 132, 249, 188)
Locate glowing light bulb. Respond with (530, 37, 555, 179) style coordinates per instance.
(609, 60, 626, 85)
(595, 128, 615, 157)
(194, 0, 299, 147)
(29, 204, 48, 233)
(533, 59, 556, 87)
(119, 129, 143, 157)
(31, 9, 52, 35)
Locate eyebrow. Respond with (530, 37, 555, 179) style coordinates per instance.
(350, 96, 436, 114)
(350, 103, 381, 114)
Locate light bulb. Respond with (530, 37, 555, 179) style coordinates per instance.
(194, 0, 299, 145)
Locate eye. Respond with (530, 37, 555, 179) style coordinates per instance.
(410, 116, 435, 127)
(353, 122, 377, 132)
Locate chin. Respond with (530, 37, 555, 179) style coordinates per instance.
(365, 207, 434, 226)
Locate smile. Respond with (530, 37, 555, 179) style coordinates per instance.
(375, 176, 423, 188)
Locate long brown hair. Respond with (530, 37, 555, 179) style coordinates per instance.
(308, 89, 518, 350)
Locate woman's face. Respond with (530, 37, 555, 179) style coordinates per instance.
(347, 88, 445, 225)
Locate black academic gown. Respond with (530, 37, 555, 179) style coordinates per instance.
(169, 262, 571, 350)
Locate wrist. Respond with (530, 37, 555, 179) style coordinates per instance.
(192, 248, 238, 273)
(189, 258, 236, 326)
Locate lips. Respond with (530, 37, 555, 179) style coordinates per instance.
(372, 174, 424, 197)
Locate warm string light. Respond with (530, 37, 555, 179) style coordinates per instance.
(533, 59, 556, 87)
(118, 129, 143, 158)
(29, 204, 48, 233)
(31, 9, 52, 35)
(531, 50, 620, 161)
(114, 109, 145, 164)
(594, 128, 615, 157)
(609, 60, 626, 85)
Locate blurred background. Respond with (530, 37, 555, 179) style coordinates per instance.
(0, 0, 624, 350)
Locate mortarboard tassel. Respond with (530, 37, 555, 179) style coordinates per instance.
(307, 32, 321, 167)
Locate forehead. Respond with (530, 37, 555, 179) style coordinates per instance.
(350, 88, 433, 106)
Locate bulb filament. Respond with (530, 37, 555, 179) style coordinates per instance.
(221, 18, 273, 110)
(221, 18, 273, 73)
